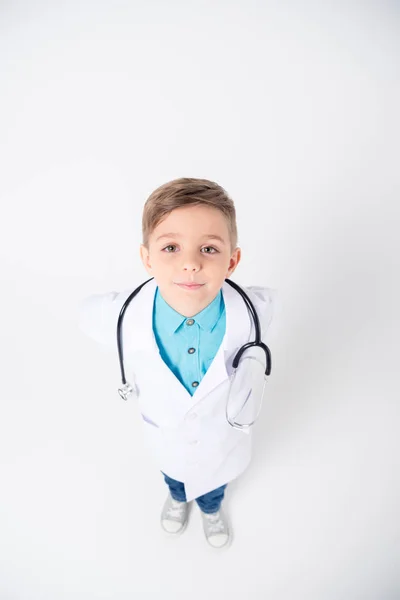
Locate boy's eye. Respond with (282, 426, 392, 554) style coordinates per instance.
(162, 245, 218, 254)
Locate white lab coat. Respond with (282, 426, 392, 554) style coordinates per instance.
(79, 278, 275, 501)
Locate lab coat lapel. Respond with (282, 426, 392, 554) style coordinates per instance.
(121, 278, 158, 354)
(121, 279, 191, 410)
(192, 280, 253, 402)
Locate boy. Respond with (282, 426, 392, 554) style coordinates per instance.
(79, 178, 275, 549)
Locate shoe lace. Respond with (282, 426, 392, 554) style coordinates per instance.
(166, 499, 186, 519)
(204, 512, 225, 534)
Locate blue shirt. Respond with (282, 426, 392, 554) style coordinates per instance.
(152, 287, 226, 395)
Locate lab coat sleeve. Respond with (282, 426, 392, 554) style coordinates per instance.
(246, 285, 278, 343)
(78, 291, 122, 349)
(262, 287, 279, 345)
(265, 290, 280, 347)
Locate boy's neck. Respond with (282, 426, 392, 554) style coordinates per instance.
(158, 288, 221, 318)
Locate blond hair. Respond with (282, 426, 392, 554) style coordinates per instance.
(142, 177, 238, 250)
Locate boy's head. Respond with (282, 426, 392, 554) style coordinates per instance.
(140, 177, 241, 317)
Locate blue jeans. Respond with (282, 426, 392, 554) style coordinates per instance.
(163, 473, 227, 514)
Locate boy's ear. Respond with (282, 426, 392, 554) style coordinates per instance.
(140, 244, 153, 274)
(226, 246, 241, 277)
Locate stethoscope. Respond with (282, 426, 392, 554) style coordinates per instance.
(117, 277, 272, 430)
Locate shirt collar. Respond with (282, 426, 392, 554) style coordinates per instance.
(154, 287, 224, 335)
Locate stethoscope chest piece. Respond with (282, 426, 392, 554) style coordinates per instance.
(118, 382, 138, 401)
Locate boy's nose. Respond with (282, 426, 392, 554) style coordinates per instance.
(183, 262, 200, 272)
(181, 253, 201, 271)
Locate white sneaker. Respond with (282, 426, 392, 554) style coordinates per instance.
(201, 508, 230, 548)
(161, 494, 189, 534)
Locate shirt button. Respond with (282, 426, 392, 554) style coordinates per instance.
(188, 347, 196, 354)
(186, 319, 195, 326)
(192, 381, 199, 388)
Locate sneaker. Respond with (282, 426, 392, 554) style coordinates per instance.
(201, 508, 230, 548)
(161, 494, 189, 534)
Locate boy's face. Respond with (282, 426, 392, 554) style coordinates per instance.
(140, 204, 241, 317)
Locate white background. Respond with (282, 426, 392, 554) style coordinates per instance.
(0, 1, 399, 599)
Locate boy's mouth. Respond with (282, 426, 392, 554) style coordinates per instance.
(175, 282, 205, 290)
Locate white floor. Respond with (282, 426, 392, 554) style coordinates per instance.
(1, 2, 399, 598)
